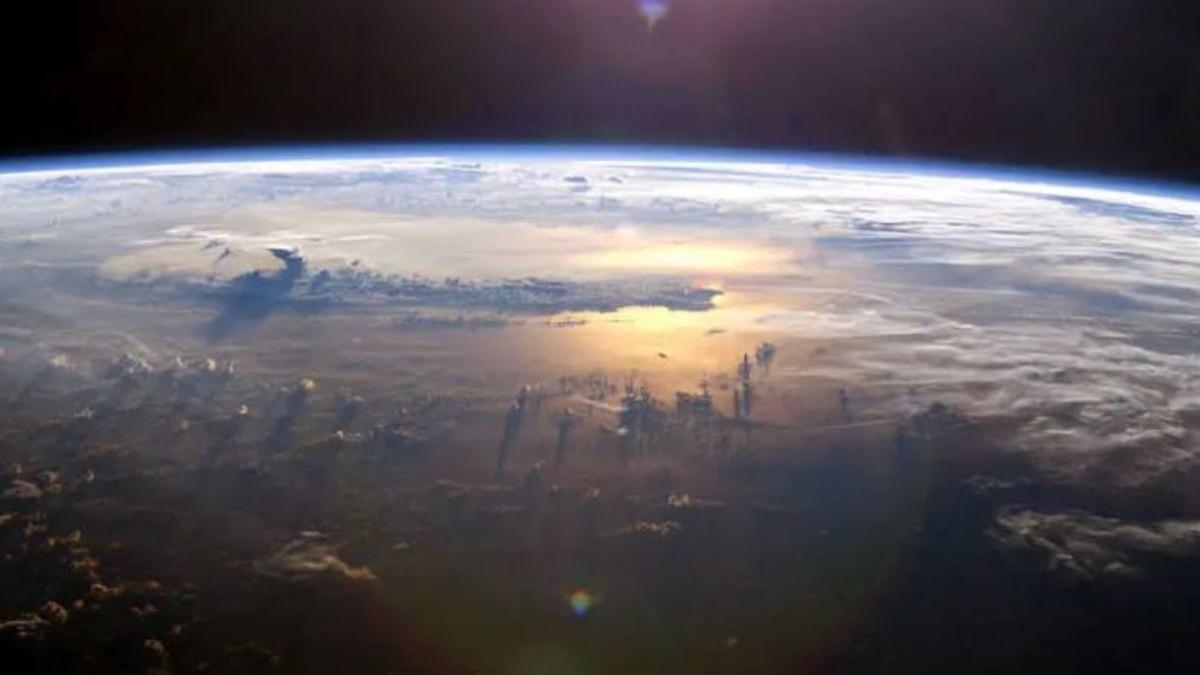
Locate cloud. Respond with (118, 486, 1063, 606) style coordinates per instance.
(608, 520, 683, 538)
(3, 480, 43, 500)
(6, 153, 1200, 500)
(125, 258, 723, 319)
(992, 508, 1200, 581)
(392, 312, 509, 332)
(254, 535, 376, 582)
(1039, 194, 1196, 226)
(807, 312, 1200, 488)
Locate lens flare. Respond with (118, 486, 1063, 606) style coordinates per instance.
(638, 0, 669, 31)
(567, 589, 594, 617)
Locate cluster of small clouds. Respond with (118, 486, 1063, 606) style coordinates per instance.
(609, 520, 684, 538)
(3, 466, 65, 501)
(992, 508, 1200, 581)
(796, 304, 1200, 491)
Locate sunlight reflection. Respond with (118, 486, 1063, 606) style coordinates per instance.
(575, 242, 791, 275)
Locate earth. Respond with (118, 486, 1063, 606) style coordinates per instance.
(1, 146, 1200, 674)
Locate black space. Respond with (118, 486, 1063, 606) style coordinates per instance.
(4, 0, 1200, 181)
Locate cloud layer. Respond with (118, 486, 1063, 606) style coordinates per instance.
(992, 508, 1200, 581)
(3, 153, 1200, 493)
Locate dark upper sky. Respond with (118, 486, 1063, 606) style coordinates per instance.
(4, 0, 1199, 180)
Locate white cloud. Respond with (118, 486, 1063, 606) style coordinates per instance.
(992, 508, 1200, 581)
(254, 535, 376, 582)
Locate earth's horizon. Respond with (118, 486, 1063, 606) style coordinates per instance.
(2, 145, 1200, 674)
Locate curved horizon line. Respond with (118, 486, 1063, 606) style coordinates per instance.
(0, 141, 1195, 200)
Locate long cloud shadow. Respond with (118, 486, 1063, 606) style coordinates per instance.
(205, 247, 324, 340)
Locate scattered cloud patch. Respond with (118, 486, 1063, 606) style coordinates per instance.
(255, 534, 376, 582)
(992, 508, 1200, 581)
